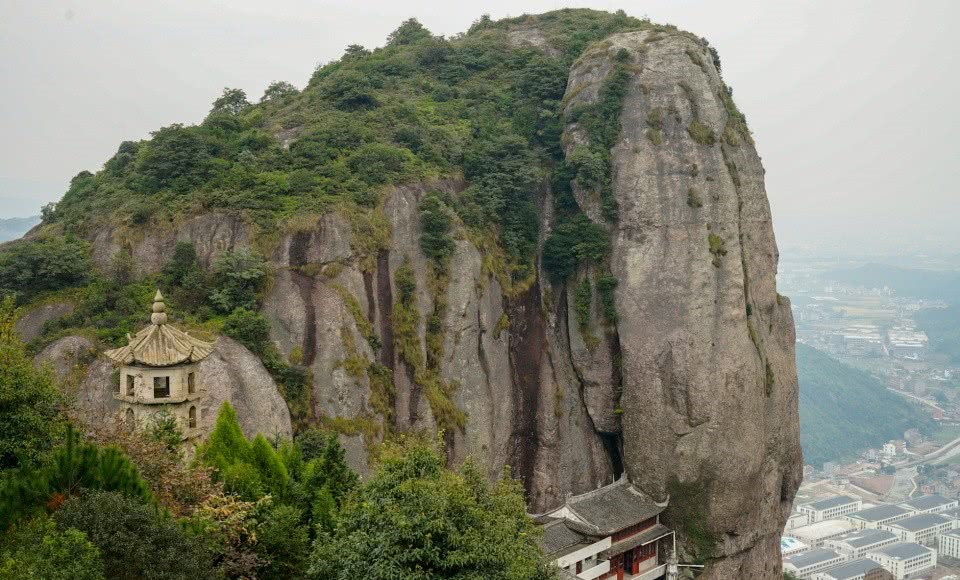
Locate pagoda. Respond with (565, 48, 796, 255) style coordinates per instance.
(104, 290, 214, 440)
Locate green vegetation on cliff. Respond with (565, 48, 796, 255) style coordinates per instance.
(797, 344, 933, 466)
(39, 10, 670, 285)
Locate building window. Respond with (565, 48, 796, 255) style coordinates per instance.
(188, 372, 195, 394)
(189, 406, 197, 429)
(126, 375, 135, 396)
(153, 376, 170, 398)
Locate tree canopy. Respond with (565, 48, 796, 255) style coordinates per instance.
(308, 436, 553, 580)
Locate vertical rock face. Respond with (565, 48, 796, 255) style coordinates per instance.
(81, 24, 799, 578)
(562, 30, 801, 576)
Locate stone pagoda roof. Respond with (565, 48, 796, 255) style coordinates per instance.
(104, 290, 214, 367)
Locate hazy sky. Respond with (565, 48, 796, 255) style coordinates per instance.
(1, 0, 957, 254)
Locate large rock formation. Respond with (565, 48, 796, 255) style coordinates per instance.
(77, 21, 800, 578)
(36, 335, 292, 440)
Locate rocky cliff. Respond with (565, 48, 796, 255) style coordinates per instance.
(21, 11, 800, 578)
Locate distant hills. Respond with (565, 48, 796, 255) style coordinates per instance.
(798, 343, 933, 466)
(826, 263, 960, 301)
(825, 263, 960, 362)
(0, 216, 39, 243)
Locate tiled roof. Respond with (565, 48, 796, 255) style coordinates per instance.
(806, 495, 858, 511)
(886, 513, 950, 532)
(831, 529, 896, 549)
(868, 542, 931, 559)
(104, 290, 214, 367)
(848, 505, 909, 522)
(818, 559, 884, 580)
(599, 524, 671, 559)
(563, 478, 665, 536)
(898, 494, 956, 512)
(541, 519, 592, 559)
(784, 548, 843, 569)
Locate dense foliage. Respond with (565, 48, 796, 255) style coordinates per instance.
(0, 234, 92, 302)
(0, 515, 105, 580)
(55, 491, 215, 580)
(308, 437, 553, 580)
(797, 344, 933, 466)
(35, 9, 669, 285)
(0, 326, 65, 470)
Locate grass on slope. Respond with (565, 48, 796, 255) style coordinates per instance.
(798, 343, 933, 467)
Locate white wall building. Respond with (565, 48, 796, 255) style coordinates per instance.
(938, 529, 960, 559)
(881, 513, 955, 546)
(783, 548, 846, 579)
(826, 529, 898, 560)
(791, 520, 858, 548)
(788, 511, 812, 530)
(811, 559, 886, 580)
(800, 496, 864, 523)
(865, 543, 936, 580)
(846, 506, 912, 530)
(897, 494, 959, 515)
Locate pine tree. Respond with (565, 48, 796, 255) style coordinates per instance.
(197, 402, 251, 471)
(250, 434, 288, 499)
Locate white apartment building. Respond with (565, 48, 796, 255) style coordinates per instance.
(791, 520, 857, 548)
(783, 548, 846, 579)
(846, 505, 912, 530)
(865, 543, 936, 580)
(897, 494, 959, 515)
(800, 496, 864, 523)
(938, 529, 960, 559)
(826, 529, 898, 560)
(811, 559, 885, 580)
(788, 511, 811, 530)
(881, 513, 955, 546)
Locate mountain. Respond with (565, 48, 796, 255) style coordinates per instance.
(797, 343, 933, 466)
(0, 216, 39, 243)
(3, 11, 799, 577)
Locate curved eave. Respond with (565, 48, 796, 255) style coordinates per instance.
(103, 324, 214, 367)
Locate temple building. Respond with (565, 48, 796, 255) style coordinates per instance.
(104, 290, 213, 440)
(536, 477, 677, 580)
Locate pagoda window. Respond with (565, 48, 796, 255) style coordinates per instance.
(188, 372, 196, 394)
(126, 375, 135, 396)
(153, 376, 170, 398)
(189, 406, 197, 428)
(125, 408, 135, 431)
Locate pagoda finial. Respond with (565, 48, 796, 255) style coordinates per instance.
(151, 289, 167, 325)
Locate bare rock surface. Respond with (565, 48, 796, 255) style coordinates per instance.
(565, 30, 801, 576)
(199, 337, 293, 439)
(15, 301, 74, 342)
(90, 213, 250, 275)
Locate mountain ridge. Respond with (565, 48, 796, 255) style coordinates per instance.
(3, 10, 800, 578)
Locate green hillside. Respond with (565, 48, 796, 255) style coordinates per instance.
(916, 306, 960, 364)
(798, 343, 933, 466)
